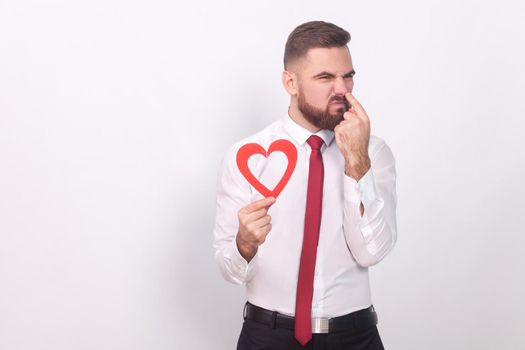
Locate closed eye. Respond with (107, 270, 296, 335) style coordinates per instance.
(314, 70, 355, 80)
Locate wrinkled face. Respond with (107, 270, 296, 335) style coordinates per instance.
(295, 47, 355, 131)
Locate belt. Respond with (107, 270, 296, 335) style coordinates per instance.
(243, 302, 378, 334)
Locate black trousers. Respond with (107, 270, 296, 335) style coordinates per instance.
(237, 318, 385, 350)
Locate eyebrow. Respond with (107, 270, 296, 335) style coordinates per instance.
(313, 70, 356, 79)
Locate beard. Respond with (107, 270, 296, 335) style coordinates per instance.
(297, 91, 350, 131)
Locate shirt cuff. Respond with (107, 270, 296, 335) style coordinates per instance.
(223, 238, 258, 281)
(343, 168, 377, 210)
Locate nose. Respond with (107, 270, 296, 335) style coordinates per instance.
(333, 76, 348, 95)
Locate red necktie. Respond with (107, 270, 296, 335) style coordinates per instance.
(295, 135, 324, 346)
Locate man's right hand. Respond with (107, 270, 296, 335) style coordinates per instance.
(236, 196, 276, 262)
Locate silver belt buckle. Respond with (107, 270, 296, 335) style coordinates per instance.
(312, 318, 329, 333)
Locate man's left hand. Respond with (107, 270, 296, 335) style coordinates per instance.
(334, 92, 371, 181)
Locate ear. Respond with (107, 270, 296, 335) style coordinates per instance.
(282, 70, 299, 96)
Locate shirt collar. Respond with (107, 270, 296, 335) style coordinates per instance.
(283, 113, 335, 147)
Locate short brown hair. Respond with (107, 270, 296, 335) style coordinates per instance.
(284, 21, 351, 69)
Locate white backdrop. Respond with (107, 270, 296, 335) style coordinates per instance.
(1, 0, 524, 349)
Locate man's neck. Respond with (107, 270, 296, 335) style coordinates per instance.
(287, 104, 320, 133)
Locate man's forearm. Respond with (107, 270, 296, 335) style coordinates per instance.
(344, 154, 371, 182)
(236, 234, 257, 263)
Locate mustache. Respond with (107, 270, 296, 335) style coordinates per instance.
(329, 96, 350, 108)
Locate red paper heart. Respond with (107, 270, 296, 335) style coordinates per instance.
(236, 139, 297, 198)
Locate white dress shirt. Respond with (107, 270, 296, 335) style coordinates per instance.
(213, 114, 397, 318)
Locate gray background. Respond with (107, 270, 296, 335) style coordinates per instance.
(1, 0, 524, 349)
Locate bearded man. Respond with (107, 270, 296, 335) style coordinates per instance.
(213, 21, 397, 350)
